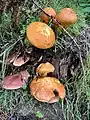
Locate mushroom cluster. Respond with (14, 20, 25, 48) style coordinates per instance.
(26, 7, 77, 49)
(30, 62, 65, 103)
(1, 6, 77, 104)
(26, 7, 77, 102)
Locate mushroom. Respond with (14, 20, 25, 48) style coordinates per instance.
(6, 52, 18, 64)
(55, 8, 77, 28)
(36, 62, 55, 76)
(2, 70, 30, 89)
(26, 22, 56, 49)
(13, 56, 30, 66)
(20, 70, 30, 81)
(30, 77, 65, 103)
(41, 7, 56, 24)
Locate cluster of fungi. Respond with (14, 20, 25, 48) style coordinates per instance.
(30, 62, 65, 103)
(2, 6, 77, 103)
(27, 7, 77, 49)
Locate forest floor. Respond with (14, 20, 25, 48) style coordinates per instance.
(0, 0, 90, 120)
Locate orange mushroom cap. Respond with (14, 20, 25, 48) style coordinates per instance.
(36, 62, 55, 76)
(30, 77, 65, 103)
(55, 8, 77, 28)
(27, 22, 56, 49)
(41, 7, 56, 24)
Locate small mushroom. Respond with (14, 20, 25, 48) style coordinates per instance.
(26, 22, 56, 49)
(2, 70, 30, 89)
(36, 62, 55, 76)
(55, 8, 77, 28)
(13, 56, 29, 66)
(41, 7, 56, 24)
(2, 74, 24, 89)
(30, 77, 65, 103)
(20, 70, 30, 81)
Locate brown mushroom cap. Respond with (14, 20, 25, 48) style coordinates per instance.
(30, 77, 65, 103)
(55, 8, 77, 28)
(41, 7, 56, 24)
(36, 62, 55, 76)
(2, 70, 30, 90)
(13, 56, 29, 66)
(26, 22, 56, 49)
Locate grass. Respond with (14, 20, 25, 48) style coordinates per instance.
(0, 0, 90, 119)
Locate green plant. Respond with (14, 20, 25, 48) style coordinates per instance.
(35, 111, 44, 118)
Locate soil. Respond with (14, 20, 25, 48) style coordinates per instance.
(5, 27, 90, 120)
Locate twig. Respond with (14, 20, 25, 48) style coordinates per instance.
(32, 1, 50, 17)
